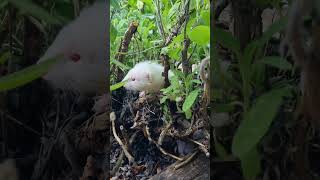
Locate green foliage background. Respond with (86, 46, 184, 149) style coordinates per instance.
(111, 0, 210, 118)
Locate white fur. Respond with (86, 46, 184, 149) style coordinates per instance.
(38, 2, 107, 95)
(122, 61, 174, 93)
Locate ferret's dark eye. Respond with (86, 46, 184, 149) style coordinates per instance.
(131, 78, 135, 81)
(69, 53, 81, 62)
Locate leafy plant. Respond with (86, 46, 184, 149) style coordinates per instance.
(0, 0, 95, 92)
(112, 0, 210, 120)
(213, 14, 291, 180)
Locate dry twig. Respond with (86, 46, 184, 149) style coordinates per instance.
(145, 125, 183, 161)
(110, 112, 135, 163)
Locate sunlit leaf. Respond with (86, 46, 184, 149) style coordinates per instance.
(110, 80, 127, 91)
(182, 89, 200, 112)
(200, 10, 210, 26)
(188, 25, 210, 46)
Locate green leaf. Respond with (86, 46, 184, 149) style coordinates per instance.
(182, 89, 200, 112)
(200, 10, 210, 26)
(256, 16, 288, 47)
(232, 87, 289, 158)
(7, 0, 63, 25)
(260, 56, 293, 70)
(0, 54, 63, 92)
(188, 25, 210, 46)
(110, 24, 118, 44)
(128, 0, 137, 7)
(111, 0, 120, 9)
(168, 1, 181, 19)
(160, 96, 168, 104)
(240, 148, 261, 180)
(54, 1, 74, 20)
(111, 59, 130, 71)
(0, 52, 10, 65)
(213, 27, 240, 56)
(185, 109, 192, 119)
(214, 138, 229, 159)
(110, 80, 127, 91)
(172, 34, 184, 44)
(167, 47, 181, 60)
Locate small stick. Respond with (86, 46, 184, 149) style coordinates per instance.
(111, 131, 138, 176)
(174, 150, 198, 170)
(187, 138, 210, 157)
(110, 112, 135, 163)
(157, 121, 172, 145)
(145, 125, 183, 161)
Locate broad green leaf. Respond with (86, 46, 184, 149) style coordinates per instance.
(110, 80, 127, 91)
(260, 56, 293, 70)
(7, 0, 63, 25)
(213, 27, 240, 56)
(167, 47, 181, 60)
(188, 25, 210, 46)
(185, 109, 192, 119)
(240, 148, 261, 180)
(172, 34, 184, 44)
(0, 54, 63, 92)
(232, 87, 289, 158)
(182, 89, 200, 112)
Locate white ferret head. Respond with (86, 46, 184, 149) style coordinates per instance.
(38, 2, 107, 95)
(122, 61, 174, 93)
